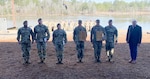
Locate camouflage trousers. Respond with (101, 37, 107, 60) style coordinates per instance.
(37, 42, 46, 59)
(21, 42, 31, 62)
(76, 41, 84, 60)
(93, 41, 102, 61)
(54, 43, 64, 62)
(105, 42, 115, 60)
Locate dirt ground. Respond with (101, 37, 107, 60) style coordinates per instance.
(0, 31, 150, 79)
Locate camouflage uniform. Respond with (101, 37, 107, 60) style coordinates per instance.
(105, 25, 118, 61)
(91, 25, 106, 62)
(73, 26, 87, 62)
(17, 27, 34, 63)
(52, 29, 67, 63)
(34, 24, 50, 62)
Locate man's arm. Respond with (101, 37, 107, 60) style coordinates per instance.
(46, 27, 50, 40)
(64, 31, 67, 44)
(73, 28, 76, 41)
(84, 27, 87, 38)
(138, 27, 142, 44)
(30, 29, 34, 43)
(34, 27, 37, 41)
(103, 27, 107, 41)
(17, 29, 21, 44)
(52, 31, 55, 45)
(126, 26, 130, 43)
(115, 27, 118, 43)
(90, 28, 93, 43)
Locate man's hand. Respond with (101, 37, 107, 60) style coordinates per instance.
(115, 40, 118, 45)
(18, 41, 21, 44)
(32, 40, 34, 44)
(90, 40, 93, 43)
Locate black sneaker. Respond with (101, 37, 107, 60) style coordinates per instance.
(26, 61, 31, 64)
(56, 62, 63, 64)
(97, 60, 101, 63)
(38, 60, 44, 64)
(23, 62, 27, 65)
(77, 60, 83, 63)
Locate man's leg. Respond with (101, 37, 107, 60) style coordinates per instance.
(129, 43, 134, 63)
(106, 42, 110, 61)
(56, 44, 64, 64)
(21, 44, 27, 63)
(93, 42, 98, 62)
(42, 42, 47, 62)
(37, 43, 43, 63)
(110, 42, 115, 62)
(97, 41, 102, 62)
(76, 42, 81, 62)
(80, 42, 84, 62)
(132, 44, 138, 61)
(26, 43, 31, 64)
(56, 50, 63, 64)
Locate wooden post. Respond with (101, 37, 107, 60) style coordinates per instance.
(11, 0, 16, 27)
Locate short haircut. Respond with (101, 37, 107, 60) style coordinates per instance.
(96, 19, 100, 23)
(109, 19, 112, 23)
(23, 20, 27, 25)
(38, 18, 42, 22)
(78, 20, 82, 23)
(57, 23, 61, 27)
(132, 20, 137, 23)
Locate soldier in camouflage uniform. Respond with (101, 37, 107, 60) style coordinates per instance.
(52, 23, 67, 64)
(105, 20, 118, 62)
(34, 18, 50, 63)
(91, 20, 106, 63)
(17, 21, 34, 64)
(73, 20, 87, 63)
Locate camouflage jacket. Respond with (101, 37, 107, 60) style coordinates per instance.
(105, 25, 118, 42)
(34, 24, 50, 43)
(52, 29, 67, 45)
(91, 25, 106, 42)
(73, 26, 87, 42)
(17, 27, 34, 43)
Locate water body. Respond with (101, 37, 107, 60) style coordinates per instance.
(4, 15, 150, 32)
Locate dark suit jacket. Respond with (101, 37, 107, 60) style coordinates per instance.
(126, 25, 142, 44)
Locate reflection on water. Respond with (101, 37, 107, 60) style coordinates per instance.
(4, 15, 150, 32)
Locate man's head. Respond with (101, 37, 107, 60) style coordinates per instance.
(38, 18, 43, 24)
(57, 23, 61, 29)
(96, 19, 100, 25)
(132, 20, 137, 26)
(108, 19, 113, 26)
(78, 20, 82, 26)
(23, 20, 28, 28)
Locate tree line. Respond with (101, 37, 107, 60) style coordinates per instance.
(0, 0, 150, 16)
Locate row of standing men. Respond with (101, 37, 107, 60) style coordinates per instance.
(17, 18, 142, 65)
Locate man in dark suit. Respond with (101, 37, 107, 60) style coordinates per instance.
(126, 20, 142, 64)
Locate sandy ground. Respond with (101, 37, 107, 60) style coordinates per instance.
(0, 30, 150, 79)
